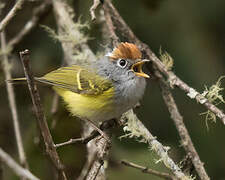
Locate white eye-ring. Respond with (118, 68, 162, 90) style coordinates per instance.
(117, 59, 127, 68)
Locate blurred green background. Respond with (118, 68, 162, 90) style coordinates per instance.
(0, 0, 225, 179)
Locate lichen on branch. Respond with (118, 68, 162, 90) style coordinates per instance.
(159, 48, 174, 71)
(41, 20, 89, 45)
(200, 76, 225, 126)
(120, 110, 193, 180)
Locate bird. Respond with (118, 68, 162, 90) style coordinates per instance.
(12, 42, 150, 124)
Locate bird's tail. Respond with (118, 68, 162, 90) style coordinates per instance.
(7, 77, 39, 84)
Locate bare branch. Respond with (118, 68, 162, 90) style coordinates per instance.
(103, 0, 139, 43)
(19, 49, 67, 180)
(55, 138, 86, 148)
(83, 118, 110, 142)
(90, 0, 101, 21)
(1, 32, 28, 169)
(0, 0, 26, 32)
(7, 2, 51, 51)
(103, 0, 225, 125)
(0, 148, 39, 180)
(102, 3, 119, 46)
(121, 160, 176, 180)
(159, 79, 210, 180)
(55, 133, 99, 148)
(55, 119, 117, 148)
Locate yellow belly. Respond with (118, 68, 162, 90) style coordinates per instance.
(54, 87, 115, 122)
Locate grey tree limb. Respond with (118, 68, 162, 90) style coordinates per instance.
(0, 0, 26, 32)
(159, 79, 210, 180)
(0, 148, 39, 180)
(1, 32, 28, 170)
(8, 2, 52, 51)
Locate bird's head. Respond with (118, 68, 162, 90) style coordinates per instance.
(106, 42, 150, 79)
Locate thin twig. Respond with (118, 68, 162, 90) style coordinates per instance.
(55, 119, 117, 148)
(90, 0, 101, 21)
(55, 132, 98, 148)
(0, 148, 39, 180)
(102, 3, 119, 46)
(8, 2, 52, 50)
(103, 0, 225, 125)
(55, 138, 86, 148)
(159, 79, 210, 180)
(121, 160, 176, 180)
(83, 118, 110, 143)
(0, 0, 26, 32)
(19, 49, 67, 180)
(103, 1, 139, 43)
(1, 32, 28, 169)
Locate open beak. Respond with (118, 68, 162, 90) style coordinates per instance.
(131, 59, 150, 78)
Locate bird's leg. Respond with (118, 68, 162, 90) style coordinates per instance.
(99, 118, 118, 130)
(83, 118, 111, 143)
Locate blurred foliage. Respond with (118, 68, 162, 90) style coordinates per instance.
(0, 0, 225, 179)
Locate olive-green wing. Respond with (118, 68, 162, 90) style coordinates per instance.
(37, 65, 113, 95)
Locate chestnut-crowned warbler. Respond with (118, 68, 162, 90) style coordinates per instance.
(13, 42, 149, 123)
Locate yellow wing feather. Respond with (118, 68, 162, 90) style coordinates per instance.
(37, 65, 113, 95)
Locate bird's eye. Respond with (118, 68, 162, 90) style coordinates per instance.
(117, 59, 127, 68)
